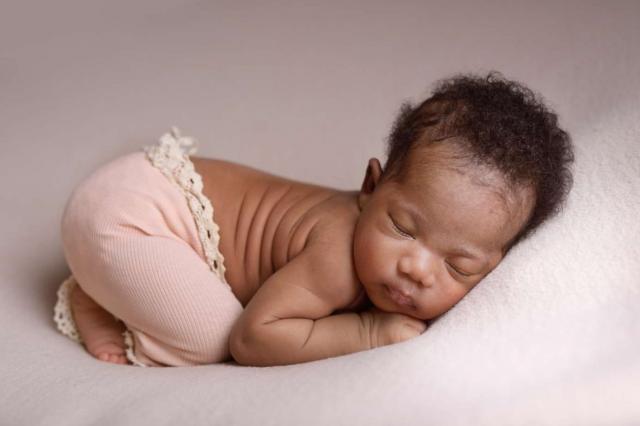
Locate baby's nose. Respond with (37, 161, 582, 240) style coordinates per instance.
(398, 253, 434, 287)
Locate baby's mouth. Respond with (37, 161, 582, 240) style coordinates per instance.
(383, 284, 416, 309)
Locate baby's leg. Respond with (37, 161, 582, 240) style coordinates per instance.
(71, 231, 243, 367)
(60, 151, 243, 366)
(69, 283, 128, 364)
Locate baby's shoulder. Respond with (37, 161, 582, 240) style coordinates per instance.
(300, 193, 363, 309)
(308, 191, 360, 246)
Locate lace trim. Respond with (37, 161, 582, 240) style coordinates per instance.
(53, 126, 228, 367)
(142, 126, 228, 284)
(123, 330, 148, 367)
(53, 275, 83, 344)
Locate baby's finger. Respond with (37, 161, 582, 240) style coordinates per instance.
(406, 319, 427, 334)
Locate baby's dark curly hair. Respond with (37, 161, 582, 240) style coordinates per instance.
(382, 71, 574, 252)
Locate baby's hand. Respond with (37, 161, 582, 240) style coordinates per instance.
(362, 307, 427, 348)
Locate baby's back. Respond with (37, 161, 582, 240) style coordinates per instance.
(191, 157, 364, 308)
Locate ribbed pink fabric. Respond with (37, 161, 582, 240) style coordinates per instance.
(60, 151, 243, 366)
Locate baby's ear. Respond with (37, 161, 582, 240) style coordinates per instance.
(358, 158, 383, 208)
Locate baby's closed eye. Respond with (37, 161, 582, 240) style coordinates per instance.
(446, 262, 474, 277)
(389, 214, 413, 238)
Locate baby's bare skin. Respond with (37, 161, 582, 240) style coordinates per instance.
(190, 157, 364, 308)
(71, 156, 366, 364)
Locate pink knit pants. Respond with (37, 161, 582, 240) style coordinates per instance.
(55, 129, 243, 367)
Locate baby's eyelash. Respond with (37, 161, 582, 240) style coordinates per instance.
(447, 263, 472, 277)
(389, 215, 412, 238)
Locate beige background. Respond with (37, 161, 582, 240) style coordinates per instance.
(0, 0, 640, 272)
(1, 1, 639, 425)
(2, 1, 639, 266)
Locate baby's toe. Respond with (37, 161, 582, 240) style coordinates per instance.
(108, 353, 126, 364)
(97, 352, 128, 365)
(116, 355, 130, 365)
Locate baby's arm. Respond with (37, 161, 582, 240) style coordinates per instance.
(229, 241, 427, 366)
(228, 244, 372, 366)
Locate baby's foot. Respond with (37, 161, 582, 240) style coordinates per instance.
(69, 284, 130, 365)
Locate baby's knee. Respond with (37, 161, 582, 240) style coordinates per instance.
(133, 300, 243, 366)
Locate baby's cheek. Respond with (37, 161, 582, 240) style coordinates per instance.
(354, 222, 375, 255)
(445, 286, 469, 309)
(355, 234, 389, 284)
(353, 233, 374, 278)
(430, 283, 467, 315)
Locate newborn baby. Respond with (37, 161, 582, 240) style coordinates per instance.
(54, 71, 574, 367)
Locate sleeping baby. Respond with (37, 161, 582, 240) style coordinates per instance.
(53, 71, 574, 367)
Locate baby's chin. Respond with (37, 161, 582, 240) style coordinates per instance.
(374, 302, 429, 321)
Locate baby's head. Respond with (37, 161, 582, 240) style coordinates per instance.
(353, 71, 574, 320)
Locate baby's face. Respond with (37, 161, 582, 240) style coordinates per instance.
(353, 143, 533, 320)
